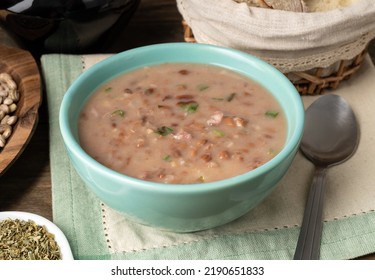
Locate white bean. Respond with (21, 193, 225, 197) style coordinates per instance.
(1, 125, 12, 139)
(0, 105, 9, 115)
(6, 115, 17, 126)
(0, 73, 19, 149)
(0, 73, 17, 90)
(0, 134, 5, 148)
(3, 97, 13, 106)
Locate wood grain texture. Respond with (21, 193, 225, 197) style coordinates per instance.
(0, 45, 42, 176)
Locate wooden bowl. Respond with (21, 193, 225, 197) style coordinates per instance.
(0, 45, 41, 176)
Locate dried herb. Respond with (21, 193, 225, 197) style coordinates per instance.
(265, 110, 279, 118)
(163, 155, 172, 162)
(110, 109, 126, 118)
(212, 129, 225, 137)
(0, 218, 62, 260)
(179, 103, 199, 113)
(104, 87, 113, 93)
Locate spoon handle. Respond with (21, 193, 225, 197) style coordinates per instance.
(294, 167, 327, 260)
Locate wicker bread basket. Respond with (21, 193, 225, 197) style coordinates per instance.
(178, 0, 375, 95)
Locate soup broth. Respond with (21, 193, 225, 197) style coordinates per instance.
(78, 63, 287, 184)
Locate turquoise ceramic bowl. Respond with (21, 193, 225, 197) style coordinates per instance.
(59, 43, 304, 232)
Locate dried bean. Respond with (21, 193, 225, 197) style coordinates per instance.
(171, 148, 182, 158)
(176, 84, 187, 90)
(3, 97, 13, 105)
(201, 153, 212, 162)
(7, 116, 17, 126)
(233, 117, 247, 127)
(0, 73, 19, 150)
(0, 124, 8, 133)
(136, 138, 145, 148)
(9, 104, 17, 113)
(1, 115, 9, 125)
(9, 90, 19, 102)
(188, 122, 205, 131)
(0, 84, 10, 93)
(222, 116, 236, 127)
(176, 100, 197, 107)
(176, 95, 194, 100)
(219, 150, 230, 160)
(0, 73, 17, 89)
(1, 125, 12, 139)
(144, 87, 155, 95)
(178, 69, 190, 75)
(0, 135, 5, 147)
(0, 104, 9, 114)
(190, 148, 198, 157)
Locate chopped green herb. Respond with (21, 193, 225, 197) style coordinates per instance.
(155, 126, 173, 136)
(197, 84, 209, 91)
(265, 111, 279, 118)
(212, 129, 225, 137)
(104, 87, 113, 93)
(163, 155, 172, 162)
(110, 109, 125, 118)
(180, 103, 199, 113)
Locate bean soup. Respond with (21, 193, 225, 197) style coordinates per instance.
(78, 63, 287, 184)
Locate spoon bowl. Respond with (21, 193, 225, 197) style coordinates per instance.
(301, 94, 359, 167)
(294, 94, 360, 260)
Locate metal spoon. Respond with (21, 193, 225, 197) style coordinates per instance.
(293, 94, 360, 260)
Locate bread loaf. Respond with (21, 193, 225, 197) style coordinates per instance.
(234, 0, 307, 11)
(305, 0, 360, 12)
(234, 0, 361, 12)
(233, 0, 269, 8)
(263, 0, 307, 12)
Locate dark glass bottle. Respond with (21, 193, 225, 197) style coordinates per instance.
(0, 0, 140, 54)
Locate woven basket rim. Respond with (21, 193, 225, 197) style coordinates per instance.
(182, 20, 368, 95)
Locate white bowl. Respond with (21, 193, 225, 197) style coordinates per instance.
(0, 211, 74, 260)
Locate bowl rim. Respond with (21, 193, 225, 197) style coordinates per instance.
(59, 42, 304, 194)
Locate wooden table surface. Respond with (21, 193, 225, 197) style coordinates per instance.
(1, 0, 375, 260)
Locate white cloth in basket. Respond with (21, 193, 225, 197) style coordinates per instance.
(177, 0, 375, 72)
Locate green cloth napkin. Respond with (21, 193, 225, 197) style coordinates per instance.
(41, 54, 375, 260)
